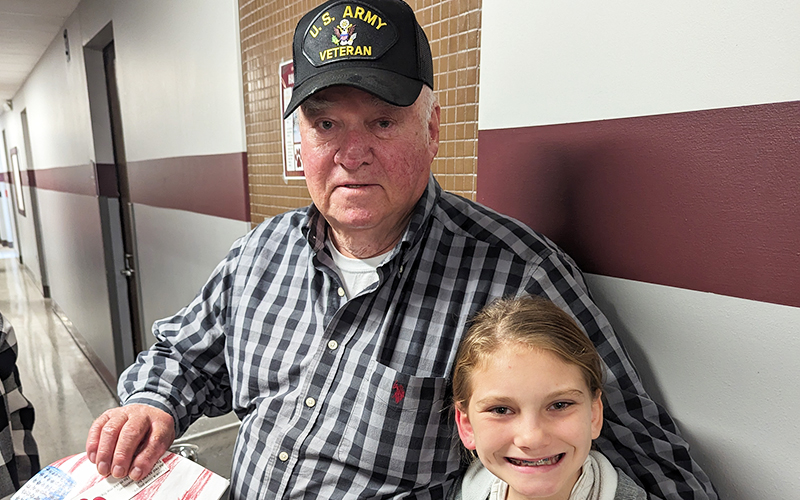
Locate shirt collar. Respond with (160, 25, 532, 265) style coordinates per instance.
(397, 174, 441, 258)
(302, 174, 442, 263)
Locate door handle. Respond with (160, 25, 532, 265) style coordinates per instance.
(121, 253, 135, 277)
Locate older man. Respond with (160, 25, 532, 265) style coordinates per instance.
(86, 1, 717, 498)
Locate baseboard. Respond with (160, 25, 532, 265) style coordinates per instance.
(49, 301, 118, 395)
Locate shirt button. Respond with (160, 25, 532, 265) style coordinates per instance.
(337, 287, 345, 297)
(279, 451, 289, 462)
(305, 397, 316, 408)
(399, 264, 404, 275)
(327, 340, 339, 350)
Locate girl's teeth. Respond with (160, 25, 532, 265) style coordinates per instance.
(507, 453, 564, 467)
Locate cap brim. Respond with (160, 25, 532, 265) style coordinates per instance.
(282, 66, 424, 119)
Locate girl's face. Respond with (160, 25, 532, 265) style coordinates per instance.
(455, 345, 603, 500)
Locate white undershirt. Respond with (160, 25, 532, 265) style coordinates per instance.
(326, 239, 390, 298)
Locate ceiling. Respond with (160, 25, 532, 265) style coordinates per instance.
(0, 0, 82, 105)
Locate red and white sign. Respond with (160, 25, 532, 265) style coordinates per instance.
(280, 60, 304, 179)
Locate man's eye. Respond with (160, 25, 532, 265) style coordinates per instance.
(377, 120, 392, 128)
(318, 120, 334, 130)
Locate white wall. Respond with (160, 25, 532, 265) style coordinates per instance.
(17, 15, 94, 170)
(587, 275, 800, 499)
(0, 137, 19, 248)
(479, 0, 800, 130)
(0, 181, 15, 246)
(0, 0, 248, 381)
(479, 1, 800, 498)
(14, 185, 42, 286)
(37, 189, 114, 368)
(111, 0, 248, 341)
(0, 7, 117, 379)
(13, 12, 112, 350)
(134, 205, 249, 347)
(0, 109, 43, 289)
(113, 0, 247, 162)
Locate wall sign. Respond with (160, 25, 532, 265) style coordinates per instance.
(280, 61, 303, 179)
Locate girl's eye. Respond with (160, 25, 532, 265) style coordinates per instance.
(549, 401, 573, 411)
(489, 406, 510, 415)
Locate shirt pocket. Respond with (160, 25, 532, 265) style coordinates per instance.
(337, 358, 450, 484)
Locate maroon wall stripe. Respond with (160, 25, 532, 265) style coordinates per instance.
(17, 163, 116, 197)
(127, 152, 250, 222)
(477, 101, 800, 308)
(18, 163, 129, 197)
(26, 164, 97, 196)
(14, 152, 249, 221)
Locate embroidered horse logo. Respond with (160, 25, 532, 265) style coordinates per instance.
(391, 381, 405, 404)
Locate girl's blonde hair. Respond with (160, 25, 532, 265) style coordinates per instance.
(452, 295, 604, 409)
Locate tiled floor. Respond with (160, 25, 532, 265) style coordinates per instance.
(1, 249, 238, 482)
(0, 249, 118, 468)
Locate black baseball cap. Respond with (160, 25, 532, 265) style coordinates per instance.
(282, 0, 434, 119)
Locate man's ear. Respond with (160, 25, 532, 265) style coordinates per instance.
(590, 391, 604, 440)
(455, 404, 477, 450)
(427, 101, 441, 159)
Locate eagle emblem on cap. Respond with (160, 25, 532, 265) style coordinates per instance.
(332, 19, 357, 46)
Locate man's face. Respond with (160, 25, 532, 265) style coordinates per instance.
(299, 86, 439, 257)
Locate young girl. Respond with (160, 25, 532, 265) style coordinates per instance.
(451, 295, 646, 500)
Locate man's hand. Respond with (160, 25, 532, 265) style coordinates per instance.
(86, 404, 175, 481)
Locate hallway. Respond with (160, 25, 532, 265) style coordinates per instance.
(0, 249, 118, 468)
(0, 249, 239, 483)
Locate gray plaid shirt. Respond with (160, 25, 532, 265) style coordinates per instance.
(1, 313, 39, 497)
(120, 176, 717, 499)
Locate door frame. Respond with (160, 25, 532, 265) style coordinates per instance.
(84, 24, 144, 379)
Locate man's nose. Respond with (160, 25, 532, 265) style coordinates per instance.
(334, 128, 372, 169)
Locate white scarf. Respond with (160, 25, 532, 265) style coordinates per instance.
(570, 450, 619, 500)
